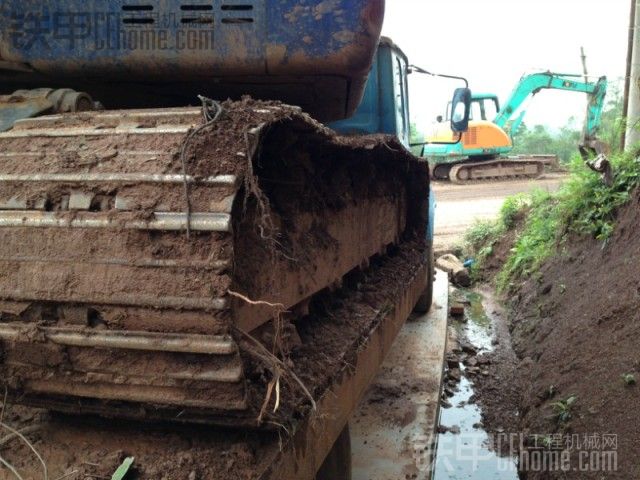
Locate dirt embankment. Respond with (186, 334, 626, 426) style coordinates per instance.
(473, 190, 640, 479)
(474, 210, 526, 282)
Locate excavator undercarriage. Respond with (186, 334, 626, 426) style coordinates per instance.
(0, 99, 429, 427)
(431, 155, 556, 183)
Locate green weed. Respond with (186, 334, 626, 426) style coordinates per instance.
(499, 193, 529, 229)
(496, 189, 559, 291)
(464, 219, 503, 252)
(462, 194, 530, 282)
(495, 152, 640, 292)
(551, 395, 577, 424)
(622, 373, 636, 386)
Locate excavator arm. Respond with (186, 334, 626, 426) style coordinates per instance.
(494, 72, 608, 141)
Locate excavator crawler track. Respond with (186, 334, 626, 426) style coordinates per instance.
(432, 155, 554, 183)
(0, 99, 429, 426)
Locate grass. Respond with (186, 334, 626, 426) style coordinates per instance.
(496, 189, 559, 291)
(462, 150, 640, 290)
(500, 193, 530, 229)
(492, 151, 640, 292)
(463, 220, 501, 281)
(462, 193, 530, 281)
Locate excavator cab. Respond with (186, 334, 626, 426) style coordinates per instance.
(330, 37, 472, 146)
(466, 94, 500, 122)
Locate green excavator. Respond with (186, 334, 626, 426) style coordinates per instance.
(422, 72, 609, 183)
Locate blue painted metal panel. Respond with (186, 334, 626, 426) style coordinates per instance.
(427, 184, 435, 242)
(0, 0, 382, 77)
(377, 43, 399, 140)
(0, 1, 385, 120)
(330, 38, 434, 242)
(328, 52, 382, 136)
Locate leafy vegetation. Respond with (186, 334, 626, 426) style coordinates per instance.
(511, 122, 581, 164)
(496, 189, 559, 290)
(622, 373, 636, 386)
(463, 147, 640, 291)
(496, 152, 640, 291)
(551, 395, 577, 424)
(499, 194, 530, 229)
(463, 194, 530, 281)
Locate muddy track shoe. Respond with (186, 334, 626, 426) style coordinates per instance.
(0, 99, 429, 425)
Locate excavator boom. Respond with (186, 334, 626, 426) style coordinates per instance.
(494, 72, 608, 140)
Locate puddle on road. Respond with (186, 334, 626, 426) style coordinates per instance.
(434, 289, 518, 480)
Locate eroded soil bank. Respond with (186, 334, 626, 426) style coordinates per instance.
(469, 189, 640, 479)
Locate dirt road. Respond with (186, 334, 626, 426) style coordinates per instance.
(433, 173, 567, 250)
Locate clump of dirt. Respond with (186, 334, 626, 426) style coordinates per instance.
(473, 189, 640, 478)
(0, 406, 274, 480)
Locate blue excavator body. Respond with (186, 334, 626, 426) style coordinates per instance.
(0, 0, 384, 120)
(0, 0, 447, 425)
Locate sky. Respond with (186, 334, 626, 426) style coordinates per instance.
(382, 0, 630, 132)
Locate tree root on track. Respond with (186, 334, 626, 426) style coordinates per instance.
(229, 290, 316, 425)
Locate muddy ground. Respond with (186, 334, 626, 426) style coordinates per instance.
(467, 188, 640, 479)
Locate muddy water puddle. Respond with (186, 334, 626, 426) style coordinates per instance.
(433, 289, 518, 479)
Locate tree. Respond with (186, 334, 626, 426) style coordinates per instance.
(598, 81, 624, 153)
(410, 122, 425, 156)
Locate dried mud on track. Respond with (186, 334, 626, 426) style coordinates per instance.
(470, 189, 640, 479)
(0, 98, 430, 478)
(0, 96, 429, 422)
(0, 244, 426, 480)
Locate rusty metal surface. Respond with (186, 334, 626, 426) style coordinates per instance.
(351, 269, 449, 480)
(0, 325, 237, 354)
(0, 210, 232, 231)
(0, 172, 238, 185)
